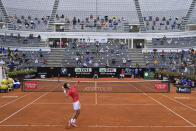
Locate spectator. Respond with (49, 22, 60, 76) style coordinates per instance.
(135, 68, 139, 78)
(122, 58, 126, 66)
(93, 71, 98, 79)
(43, 59, 47, 64)
(138, 68, 143, 78)
(73, 17, 77, 29)
(120, 69, 125, 79)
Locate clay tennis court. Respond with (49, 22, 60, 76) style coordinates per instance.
(0, 78, 196, 131)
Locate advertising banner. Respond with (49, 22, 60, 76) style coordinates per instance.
(154, 83, 168, 90)
(24, 82, 37, 89)
(99, 68, 117, 75)
(75, 68, 92, 75)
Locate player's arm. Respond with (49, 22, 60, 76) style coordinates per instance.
(75, 81, 80, 88)
(62, 86, 69, 97)
(63, 89, 69, 97)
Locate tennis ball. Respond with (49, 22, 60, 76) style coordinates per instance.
(8, 78, 13, 83)
(9, 83, 13, 88)
(1, 84, 8, 89)
(1, 79, 7, 85)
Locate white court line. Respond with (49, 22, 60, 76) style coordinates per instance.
(174, 97, 190, 99)
(0, 124, 195, 128)
(0, 124, 63, 127)
(88, 125, 196, 128)
(97, 104, 158, 106)
(162, 94, 196, 112)
(147, 95, 196, 127)
(95, 93, 98, 105)
(0, 94, 31, 109)
(24, 79, 167, 83)
(95, 81, 98, 104)
(32, 103, 158, 106)
(144, 82, 196, 112)
(129, 84, 196, 127)
(33, 103, 72, 105)
(1, 96, 19, 98)
(0, 93, 48, 124)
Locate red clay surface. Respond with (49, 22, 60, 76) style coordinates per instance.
(0, 78, 196, 131)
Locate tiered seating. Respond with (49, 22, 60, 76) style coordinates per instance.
(1, 0, 138, 32)
(2, 0, 54, 31)
(57, 0, 139, 24)
(152, 36, 196, 48)
(0, 35, 42, 47)
(140, 0, 192, 32)
(9, 15, 49, 32)
(1, 0, 195, 32)
(62, 42, 130, 67)
(144, 49, 196, 74)
(144, 16, 182, 32)
(0, 48, 49, 71)
(54, 15, 127, 32)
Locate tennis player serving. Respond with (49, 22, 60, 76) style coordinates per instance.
(62, 81, 80, 127)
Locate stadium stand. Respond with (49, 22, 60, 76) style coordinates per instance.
(0, 46, 50, 72)
(1, 0, 54, 31)
(62, 41, 129, 67)
(140, 0, 192, 32)
(152, 36, 196, 48)
(144, 49, 196, 75)
(0, 34, 42, 47)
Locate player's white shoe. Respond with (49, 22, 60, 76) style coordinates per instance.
(71, 122, 77, 127)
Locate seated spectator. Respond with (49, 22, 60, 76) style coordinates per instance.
(122, 58, 126, 66)
(93, 71, 98, 79)
(35, 59, 38, 64)
(120, 69, 125, 79)
(43, 59, 47, 64)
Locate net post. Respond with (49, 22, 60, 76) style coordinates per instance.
(167, 80, 170, 93)
(21, 80, 24, 92)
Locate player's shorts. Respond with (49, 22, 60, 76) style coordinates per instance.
(73, 101, 81, 110)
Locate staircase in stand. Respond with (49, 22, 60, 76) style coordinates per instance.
(128, 48, 146, 68)
(181, 0, 196, 31)
(133, 0, 146, 32)
(0, 0, 14, 30)
(47, 0, 60, 31)
(46, 48, 65, 67)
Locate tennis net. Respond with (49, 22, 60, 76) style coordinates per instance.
(22, 79, 170, 93)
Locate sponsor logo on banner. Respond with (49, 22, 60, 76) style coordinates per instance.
(154, 83, 168, 90)
(61, 68, 67, 74)
(40, 75, 46, 79)
(24, 82, 37, 89)
(144, 72, 148, 76)
(85, 37, 107, 43)
(75, 68, 92, 75)
(177, 87, 191, 93)
(144, 72, 155, 79)
(38, 72, 47, 79)
(99, 68, 116, 73)
(99, 68, 117, 75)
(75, 68, 92, 72)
